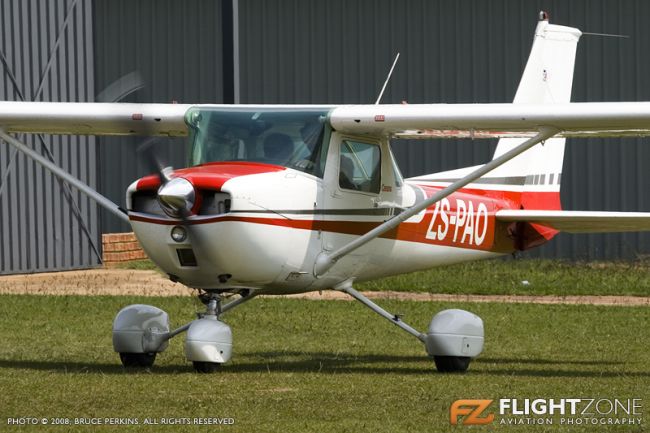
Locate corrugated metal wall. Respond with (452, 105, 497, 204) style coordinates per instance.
(236, 0, 650, 260)
(94, 0, 225, 233)
(0, 0, 100, 274)
(3, 0, 641, 271)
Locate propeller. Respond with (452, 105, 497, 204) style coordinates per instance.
(100, 71, 217, 276)
(135, 139, 212, 271)
(95, 71, 145, 103)
(136, 139, 194, 219)
(96, 71, 215, 276)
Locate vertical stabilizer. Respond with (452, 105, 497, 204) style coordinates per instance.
(490, 13, 582, 212)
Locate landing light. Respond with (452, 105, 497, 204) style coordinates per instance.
(171, 226, 187, 243)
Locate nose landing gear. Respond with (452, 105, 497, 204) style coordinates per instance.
(112, 290, 256, 372)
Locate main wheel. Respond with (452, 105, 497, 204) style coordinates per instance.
(433, 356, 471, 373)
(119, 352, 156, 368)
(193, 361, 221, 373)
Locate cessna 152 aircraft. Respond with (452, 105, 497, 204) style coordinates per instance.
(2, 12, 650, 373)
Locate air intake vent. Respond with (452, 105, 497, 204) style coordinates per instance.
(131, 190, 166, 216)
(199, 192, 231, 215)
(177, 248, 197, 267)
(131, 189, 231, 217)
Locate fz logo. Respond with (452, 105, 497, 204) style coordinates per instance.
(450, 399, 494, 425)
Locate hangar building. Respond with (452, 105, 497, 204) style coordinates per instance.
(1, 0, 649, 274)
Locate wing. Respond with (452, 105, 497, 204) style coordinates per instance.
(0, 101, 191, 136)
(0, 101, 193, 222)
(495, 210, 650, 233)
(6, 100, 650, 139)
(329, 102, 650, 139)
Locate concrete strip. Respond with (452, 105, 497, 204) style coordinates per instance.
(0, 269, 192, 297)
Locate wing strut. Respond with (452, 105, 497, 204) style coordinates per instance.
(0, 129, 129, 223)
(313, 126, 559, 276)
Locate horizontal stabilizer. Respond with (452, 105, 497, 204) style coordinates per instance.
(495, 210, 650, 233)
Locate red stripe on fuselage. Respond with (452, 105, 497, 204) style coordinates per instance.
(130, 183, 559, 252)
(130, 199, 499, 252)
(414, 183, 561, 211)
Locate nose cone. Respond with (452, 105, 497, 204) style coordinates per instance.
(157, 177, 195, 217)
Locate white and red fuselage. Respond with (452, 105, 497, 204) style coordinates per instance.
(127, 129, 559, 294)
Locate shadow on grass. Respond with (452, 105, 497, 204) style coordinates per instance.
(0, 352, 644, 378)
(0, 359, 192, 374)
(477, 357, 625, 366)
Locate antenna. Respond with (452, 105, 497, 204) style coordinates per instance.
(375, 52, 400, 105)
(582, 32, 629, 39)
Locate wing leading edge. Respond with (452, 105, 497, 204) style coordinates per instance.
(329, 102, 650, 139)
(0, 101, 191, 136)
(496, 210, 650, 233)
(5, 101, 650, 139)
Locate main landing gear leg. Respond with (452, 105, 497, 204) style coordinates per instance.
(112, 290, 257, 372)
(336, 281, 485, 373)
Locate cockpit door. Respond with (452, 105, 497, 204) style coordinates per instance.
(319, 132, 405, 279)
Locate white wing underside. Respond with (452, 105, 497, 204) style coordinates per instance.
(3, 101, 650, 138)
(0, 101, 191, 136)
(329, 102, 650, 139)
(495, 210, 650, 233)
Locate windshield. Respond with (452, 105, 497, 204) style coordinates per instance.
(187, 107, 330, 177)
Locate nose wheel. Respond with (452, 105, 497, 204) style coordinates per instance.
(119, 352, 157, 368)
(112, 290, 257, 372)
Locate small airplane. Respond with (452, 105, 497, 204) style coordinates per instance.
(2, 12, 650, 373)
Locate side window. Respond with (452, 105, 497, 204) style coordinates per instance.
(339, 140, 381, 194)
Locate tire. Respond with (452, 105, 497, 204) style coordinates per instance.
(193, 361, 221, 373)
(433, 356, 471, 373)
(119, 352, 156, 368)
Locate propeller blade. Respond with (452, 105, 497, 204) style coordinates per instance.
(95, 71, 145, 103)
(136, 137, 172, 185)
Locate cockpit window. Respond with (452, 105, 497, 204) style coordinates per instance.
(339, 140, 381, 194)
(186, 107, 330, 177)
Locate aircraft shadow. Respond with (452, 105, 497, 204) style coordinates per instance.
(0, 353, 644, 378)
(228, 351, 432, 374)
(477, 357, 625, 366)
(0, 359, 191, 375)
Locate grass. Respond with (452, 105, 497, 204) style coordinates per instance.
(358, 257, 650, 296)
(114, 259, 160, 271)
(118, 258, 650, 297)
(0, 294, 648, 432)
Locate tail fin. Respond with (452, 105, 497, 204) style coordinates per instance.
(490, 14, 582, 212)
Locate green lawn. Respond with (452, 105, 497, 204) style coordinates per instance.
(0, 295, 648, 432)
(357, 258, 650, 296)
(122, 257, 650, 297)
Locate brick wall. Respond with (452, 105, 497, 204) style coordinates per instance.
(102, 232, 147, 267)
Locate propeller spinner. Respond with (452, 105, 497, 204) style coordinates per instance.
(157, 177, 195, 217)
